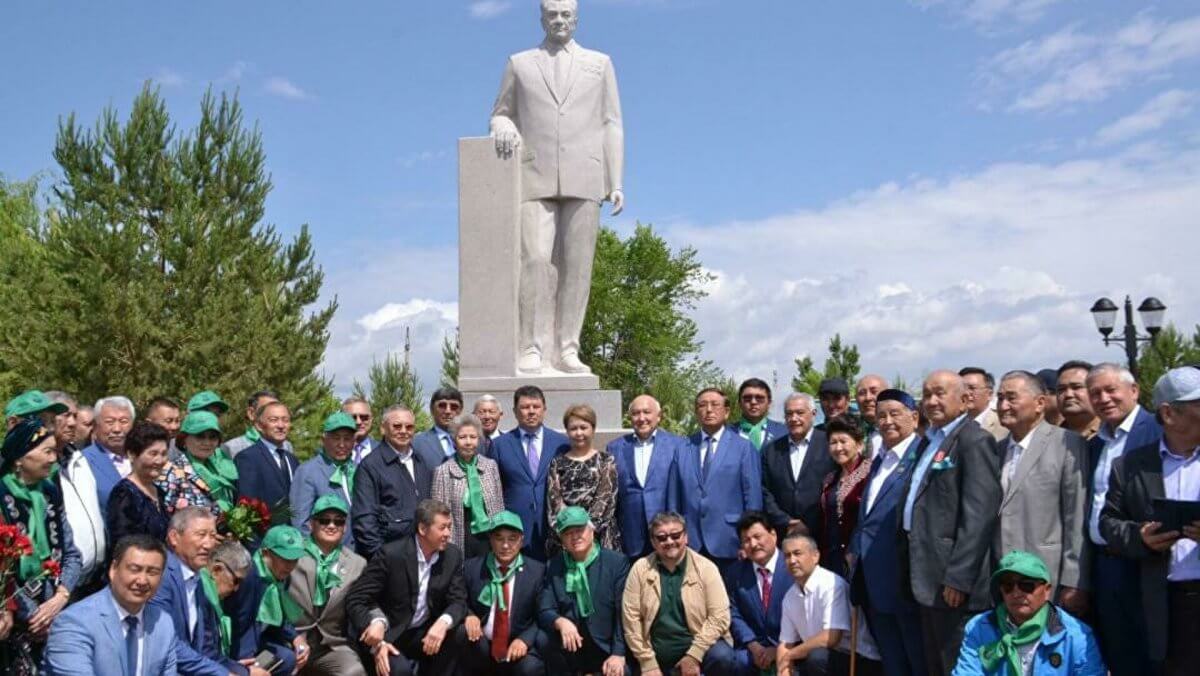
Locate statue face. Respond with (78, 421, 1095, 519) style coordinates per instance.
(541, 1, 578, 45)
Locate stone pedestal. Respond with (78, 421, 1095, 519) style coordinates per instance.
(457, 137, 625, 444)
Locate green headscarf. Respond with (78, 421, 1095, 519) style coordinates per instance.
(738, 418, 768, 450)
(189, 449, 238, 513)
(562, 542, 600, 618)
(457, 455, 490, 535)
(322, 451, 355, 497)
(302, 539, 342, 608)
(2, 473, 50, 581)
(252, 550, 302, 627)
(477, 552, 523, 611)
(199, 568, 232, 656)
(979, 604, 1050, 675)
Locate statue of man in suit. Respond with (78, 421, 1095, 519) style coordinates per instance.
(490, 0, 625, 375)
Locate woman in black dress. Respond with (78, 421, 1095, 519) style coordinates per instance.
(545, 404, 621, 557)
(105, 421, 171, 554)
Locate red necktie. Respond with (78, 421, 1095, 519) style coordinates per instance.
(491, 565, 511, 662)
(759, 567, 772, 613)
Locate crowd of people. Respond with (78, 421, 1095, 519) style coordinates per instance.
(0, 359, 1197, 676)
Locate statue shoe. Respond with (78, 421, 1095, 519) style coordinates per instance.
(517, 350, 543, 373)
(557, 351, 592, 374)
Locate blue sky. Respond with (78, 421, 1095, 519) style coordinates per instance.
(3, 1, 1199, 404)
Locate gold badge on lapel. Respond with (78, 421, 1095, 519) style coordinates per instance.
(1048, 653, 1062, 668)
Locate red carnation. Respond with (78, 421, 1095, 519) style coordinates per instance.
(41, 560, 61, 579)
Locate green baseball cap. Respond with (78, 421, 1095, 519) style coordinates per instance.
(322, 411, 357, 433)
(261, 525, 305, 560)
(5, 390, 68, 418)
(488, 510, 524, 533)
(180, 411, 222, 436)
(310, 494, 349, 520)
(554, 506, 591, 534)
(991, 550, 1051, 589)
(187, 390, 229, 413)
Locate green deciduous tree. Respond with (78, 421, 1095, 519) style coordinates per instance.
(1135, 324, 1200, 408)
(792, 334, 862, 396)
(1, 85, 337, 445)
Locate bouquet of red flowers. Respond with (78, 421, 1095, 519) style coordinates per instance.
(219, 497, 273, 543)
(0, 523, 61, 610)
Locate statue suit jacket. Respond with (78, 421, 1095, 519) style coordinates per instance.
(761, 430, 836, 537)
(899, 418, 1002, 611)
(44, 588, 179, 676)
(994, 421, 1090, 592)
(287, 546, 367, 650)
(491, 39, 623, 203)
(608, 430, 685, 557)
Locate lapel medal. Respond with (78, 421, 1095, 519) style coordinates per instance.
(1048, 653, 1062, 668)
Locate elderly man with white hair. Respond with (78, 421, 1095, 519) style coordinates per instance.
(762, 393, 835, 539)
(608, 394, 686, 557)
(473, 394, 505, 457)
(81, 395, 136, 517)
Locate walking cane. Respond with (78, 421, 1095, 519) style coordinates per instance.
(849, 605, 859, 676)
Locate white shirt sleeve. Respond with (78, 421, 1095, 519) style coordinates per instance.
(779, 592, 800, 644)
(824, 575, 851, 632)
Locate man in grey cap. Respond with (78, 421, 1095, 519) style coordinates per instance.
(1101, 366, 1200, 676)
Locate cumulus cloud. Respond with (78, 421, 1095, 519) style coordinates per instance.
(151, 68, 185, 88)
(469, 1, 512, 20)
(264, 76, 312, 101)
(981, 13, 1200, 112)
(1094, 89, 1197, 146)
(913, 0, 1066, 28)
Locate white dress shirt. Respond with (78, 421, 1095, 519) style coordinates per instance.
(1161, 440, 1200, 582)
(1089, 408, 1139, 545)
(701, 426, 725, 467)
(1001, 430, 1034, 494)
(756, 550, 779, 600)
(111, 592, 146, 676)
(410, 538, 453, 630)
(262, 439, 293, 480)
(789, 430, 814, 482)
(106, 446, 132, 479)
(633, 432, 656, 486)
(394, 446, 416, 479)
(864, 433, 915, 514)
(181, 562, 198, 639)
(780, 566, 879, 660)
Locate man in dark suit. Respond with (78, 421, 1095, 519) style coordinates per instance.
(1101, 366, 1200, 676)
(1085, 362, 1163, 676)
(727, 511, 793, 676)
(899, 370, 1001, 676)
(849, 389, 927, 676)
(454, 510, 547, 676)
(234, 400, 300, 513)
(412, 386, 463, 468)
(224, 526, 309, 675)
(762, 393, 835, 539)
(473, 394, 506, 457)
(351, 405, 434, 559)
(677, 388, 763, 570)
(539, 507, 632, 675)
(347, 499, 466, 676)
(492, 385, 570, 559)
(736, 378, 788, 451)
(608, 394, 684, 558)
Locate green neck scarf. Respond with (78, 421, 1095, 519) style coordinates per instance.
(3, 473, 50, 581)
(477, 553, 523, 611)
(302, 539, 342, 608)
(199, 568, 232, 656)
(322, 451, 355, 497)
(188, 449, 238, 512)
(980, 604, 1050, 676)
(245, 427, 261, 443)
(563, 542, 600, 618)
(456, 455, 490, 534)
(739, 418, 768, 450)
(252, 550, 301, 627)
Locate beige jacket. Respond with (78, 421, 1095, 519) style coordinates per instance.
(622, 548, 731, 672)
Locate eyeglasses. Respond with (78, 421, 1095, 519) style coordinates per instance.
(316, 517, 347, 528)
(435, 401, 462, 411)
(653, 530, 685, 544)
(741, 394, 768, 403)
(351, 414, 372, 421)
(999, 578, 1041, 594)
(216, 563, 244, 588)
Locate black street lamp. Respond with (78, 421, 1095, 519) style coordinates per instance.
(1089, 295, 1166, 378)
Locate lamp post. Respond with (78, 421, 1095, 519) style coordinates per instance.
(1089, 295, 1166, 379)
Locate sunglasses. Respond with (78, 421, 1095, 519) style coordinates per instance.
(351, 414, 372, 421)
(316, 517, 347, 528)
(434, 402, 462, 411)
(999, 578, 1041, 594)
(216, 564, 244, 588)
(653, 530, 685, 544)
(741, 394, 768, 403)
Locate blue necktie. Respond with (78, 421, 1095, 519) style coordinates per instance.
(702, 437, 715, 480)
(525, 433, 539, 474)
(124, 615, 139, 676)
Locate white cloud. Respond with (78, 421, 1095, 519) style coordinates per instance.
(151, 68, 185, 88)
(358, 299, 458, 333)
(981, 13, 1200, 112)
(217, 61, 249, 85)
(1094, 89, 1197, 146)
(914, 0, 1066, 27)
(264, 76, 311, 101)
(469, 1, 512, 20)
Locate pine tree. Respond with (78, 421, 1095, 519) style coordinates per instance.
(440, 329, 459, 388)
(792, 334, 862, 396)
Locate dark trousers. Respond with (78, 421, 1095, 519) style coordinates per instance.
(784, 648, 880, 676)
(1166, 582, 1200, 676)
(664, 639, 734, 676)
(1093, 550, 1151, 676)
(370, 623, 459, 676)
(866, 605, 928, 676)
(452, 624, 546, 676)
(917, 605, 969, 676)
(543, 628, 632, 676)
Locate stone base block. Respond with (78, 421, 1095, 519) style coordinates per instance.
(462, 381, 626, 441)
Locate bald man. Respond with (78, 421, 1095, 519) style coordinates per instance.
(607, 395, 686, 558)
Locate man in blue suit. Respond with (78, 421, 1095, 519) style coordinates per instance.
(235, 401, 300, 513)
(736, 378, 788, 450)
(677, 388, 764, 569)
(1084, 362, 1162, 676)
(848, 390, 927, 676)
(412, 386, 464, 468)
(44, 534, 179, 676)
(608, 394, 683, 558)
(81, 395, 136, 517)
(492, 385, 569, 559)
(727, 511, 793, 676)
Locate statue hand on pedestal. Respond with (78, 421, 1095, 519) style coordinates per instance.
(490, 118, 522, 158)
(608, 189, 624, 216)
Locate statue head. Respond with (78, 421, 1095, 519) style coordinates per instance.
(541, 0, 579, 45)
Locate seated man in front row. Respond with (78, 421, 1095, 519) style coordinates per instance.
(225, 525, 310, 675)
(727, 511, 792, 676)
(623, 511, 736, 676)
(952, 550, 1104, 676)
(777, 533, 882, 676)
(456, 510, 548, 676)
(539, 506, 631, 676)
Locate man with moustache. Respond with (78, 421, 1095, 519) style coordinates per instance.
(1056, 360, 1100, 440)
(856, 375, 890, 458)
(234, 401, 300, 513)
(726, 511, 792, 676)
(352, 405, 434, 558)
(82, 395, 136, 516)
(762, 393, 834, 539)
(737, 378, 788, 451)
(900, 370, 1001, 676)
(608, 394, 685, 557)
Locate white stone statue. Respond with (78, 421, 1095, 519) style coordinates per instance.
(490, 0, 624, 375)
